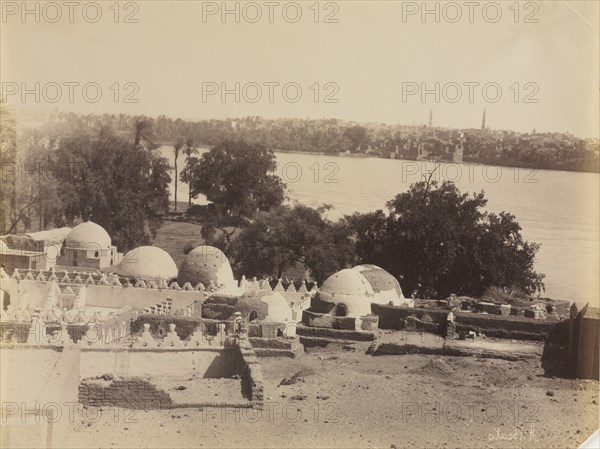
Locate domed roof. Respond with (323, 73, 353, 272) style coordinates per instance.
(353, 264, 404, 299)
(319, 268, 374, 297)
(316, 266, 410, 316)
(111, 246, 178, 280)
(65, 221, 111, 249)
(178, 245, 240, 293)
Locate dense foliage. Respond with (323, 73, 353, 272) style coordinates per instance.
(229, 204, 356, 283)
(53, 127, 171, 250)
(0, 104, 18, 234)
(185, 140, 286, 246)
(346, 177, 545, 298)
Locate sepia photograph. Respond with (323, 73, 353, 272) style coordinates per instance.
(0, 1, 599, 448)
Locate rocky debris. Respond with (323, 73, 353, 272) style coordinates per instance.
(279, 370, 307, 386)
(546, 390, 555, 396)
(291, 394, 307, 401)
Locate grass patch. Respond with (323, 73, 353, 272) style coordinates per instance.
(152, 220, 204, 268)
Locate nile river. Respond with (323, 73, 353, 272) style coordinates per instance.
(160, 147, 600, 305)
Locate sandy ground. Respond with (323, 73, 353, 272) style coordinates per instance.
(66, 342, 599, 449)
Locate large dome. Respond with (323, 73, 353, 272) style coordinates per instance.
(317, 266, 411, 316)
(317, 268, 375, 316)
(353, 265, 404, 300)
(178, 245, 241, 293)
(111, 246, 178, 280)
(65, 221, 111, 249)
(320, 268, 375, 297)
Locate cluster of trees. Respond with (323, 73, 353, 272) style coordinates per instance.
(346, 177, 545, 297)
(1, 104, 171, 251)
(187, 141, 545, 297)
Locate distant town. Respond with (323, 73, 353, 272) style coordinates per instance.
(14, 108, 600, 173)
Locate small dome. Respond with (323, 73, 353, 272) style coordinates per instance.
(353, 264, 404, 299)
(178, 245, 241, 294)
(111, 246, 178, 280)
(65, 221, 111, 249)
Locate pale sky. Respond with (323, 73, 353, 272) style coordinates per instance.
(1, 0, 599, 137)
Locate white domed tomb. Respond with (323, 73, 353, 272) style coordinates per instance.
(178, 245, 242, 295)
(58, 221, 122, 269)
(107, 246, 178, 281)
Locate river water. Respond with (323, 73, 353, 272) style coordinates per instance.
(160, 146, 599, 305)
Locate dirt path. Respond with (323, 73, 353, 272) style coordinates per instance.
(68, 343, 599, 449)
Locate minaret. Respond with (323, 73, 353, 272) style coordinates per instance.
(481, 109, 486, 131)
(429, 109, 433, 128)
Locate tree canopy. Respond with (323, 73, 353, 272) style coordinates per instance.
(346, 177, 545, 298)
(229, 204, 356, 283)
(186, 140, 286, 246)
(53, 127, 171, 251)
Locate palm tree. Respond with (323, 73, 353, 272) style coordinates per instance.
(172, 139, 184, 211)
(132, 119, 156, 150)
(183, 137, 199, 207)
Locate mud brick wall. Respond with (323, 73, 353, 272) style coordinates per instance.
(1, 322, 87, 343)
(79, 377, 174, 409)
(454, 312, 561, 341)
(371, 304, 448, 335)
(80, 347, 237, 379)
(1, 322, 31, 343)
(296, 325, 375, 341)
(131, 314, 203, 340)
(302, 310, 377, 331)
(236, 340, 264, 408)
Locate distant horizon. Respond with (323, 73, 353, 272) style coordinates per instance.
(7, 103, 599, 140)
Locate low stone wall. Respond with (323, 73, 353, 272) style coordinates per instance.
(79, 377, 174, 409)
(453, 312, 562, 341)
(1, 307, 137, 344)
(2, 321, 89, 344)
(236, 339, 264, 408)
(79, 346, 238, 379)
(371, 304, 448, 334)
(297, 325, 376, 341)
(302, 310, 379, 331)
(202, 293, 269, 321)
(131, 314, 204, 340)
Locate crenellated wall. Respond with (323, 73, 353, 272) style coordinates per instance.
(1, 268, 315, 316)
